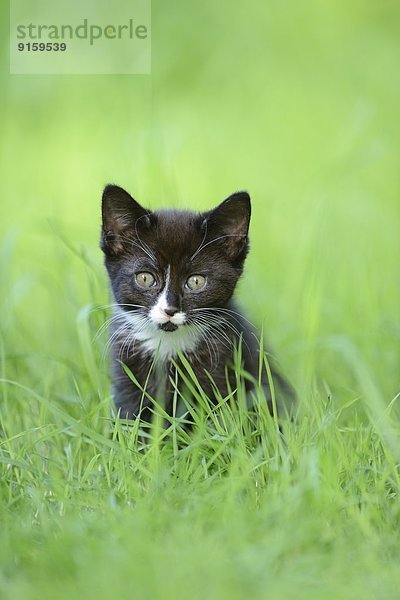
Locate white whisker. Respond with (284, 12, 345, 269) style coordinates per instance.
(192, 306, 255, 328)
(190, 233, 246, 261)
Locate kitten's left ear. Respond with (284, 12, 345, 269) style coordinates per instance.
(204, 191, 251, 260)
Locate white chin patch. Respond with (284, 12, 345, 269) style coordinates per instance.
(116, 307, 202, 360)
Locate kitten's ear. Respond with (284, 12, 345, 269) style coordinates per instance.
(204, 191, 251, 260)
(101, 185, 153, 256)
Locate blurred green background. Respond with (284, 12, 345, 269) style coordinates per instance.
(1, 1, 400, 597)
(1, 0, 399, 402)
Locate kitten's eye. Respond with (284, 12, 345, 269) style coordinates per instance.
(135, 272, 156, 289)
(186, 274, 206, 291)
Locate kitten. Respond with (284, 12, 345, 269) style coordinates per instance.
(100, 184, 293, 423)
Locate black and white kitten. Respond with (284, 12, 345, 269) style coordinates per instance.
(100, 184, 292, 422)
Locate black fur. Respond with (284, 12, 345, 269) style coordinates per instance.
(100, 184, 293, 422)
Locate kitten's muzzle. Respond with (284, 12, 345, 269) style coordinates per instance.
(164, 306, 179, 317)
(149, 303, 187, 328)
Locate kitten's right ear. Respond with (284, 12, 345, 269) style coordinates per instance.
(101, 185, 153, 256)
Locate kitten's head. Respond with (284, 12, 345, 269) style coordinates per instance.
(100, 185, 250, 342)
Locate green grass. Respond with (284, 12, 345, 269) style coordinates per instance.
(1, 1, 400, 598)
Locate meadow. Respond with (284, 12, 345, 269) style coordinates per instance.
(1, 1, 399, 598)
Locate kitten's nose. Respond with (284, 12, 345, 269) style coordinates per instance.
(164, 291, 180, 317)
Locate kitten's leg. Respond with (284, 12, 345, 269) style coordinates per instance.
(240, 323, 296, 417)
(111, 364, 154, 423)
